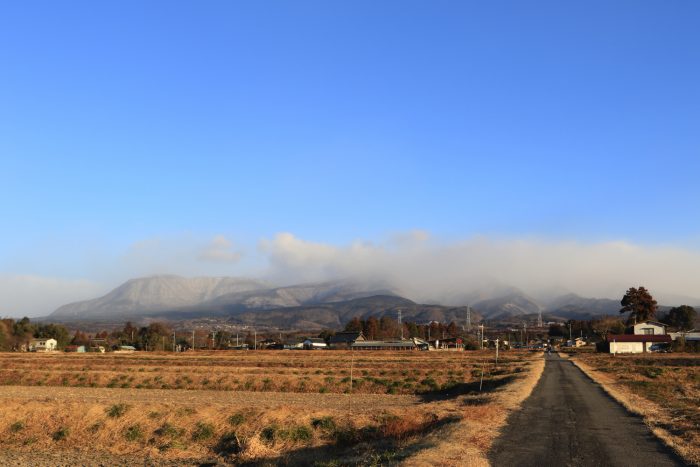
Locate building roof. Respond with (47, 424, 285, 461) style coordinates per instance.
(329, 331, 364, 344)
(352, 340, 416, 348)
(607, 334, 672, 343)
(303, 338, 327, 345)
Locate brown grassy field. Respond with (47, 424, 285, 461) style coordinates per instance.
(568, 353, 700, 465)
(0, 350, 544, 466)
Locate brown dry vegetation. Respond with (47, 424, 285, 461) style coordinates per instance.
(0, 350, 543, 465)
(568, 353, 700, 465)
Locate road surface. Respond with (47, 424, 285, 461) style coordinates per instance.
(489, 353, 685, 467)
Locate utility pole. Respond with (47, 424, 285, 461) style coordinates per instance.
(349, 348, 354, 392)
(495, 338, 499, 365)
(569, 322, 573, 343)
(466, 305, 471, 331)
(212, 331, 217, 350)
(254, 329, 257, 350)
(537, 309, 543, 328)
(524, 322, 527, 346)
(236, 332, 239, 346)
(479, 324, 485, 350)
(192, 330, 195, 351)
(172, 332, 176, 353)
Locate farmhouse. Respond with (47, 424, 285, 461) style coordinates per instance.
(329, 331, 365, 349)
(607, 321, 671, 354)
(29, 338, 58, 352)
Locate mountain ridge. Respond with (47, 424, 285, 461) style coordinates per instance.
(49, 275, 690, 327)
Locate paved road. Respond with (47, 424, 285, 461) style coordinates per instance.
(489, 353, 685, 467)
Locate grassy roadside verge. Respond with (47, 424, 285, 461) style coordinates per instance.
(566, 353, 700, 465)
(401, 354, 546, 466)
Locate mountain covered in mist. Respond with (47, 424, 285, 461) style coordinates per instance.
(51, 276, 397, 320)
(50, 275, 635, 327)
(51, 276, 270, 318)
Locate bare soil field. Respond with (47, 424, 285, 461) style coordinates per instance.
(0, 350, 544, 466)
(568, 352, 700, 465)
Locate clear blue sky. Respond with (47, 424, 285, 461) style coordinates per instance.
(1, 1, 699, 285)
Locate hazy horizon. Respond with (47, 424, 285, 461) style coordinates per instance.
(2, 2, 698, 317)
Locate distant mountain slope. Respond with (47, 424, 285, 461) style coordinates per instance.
(219, 295, 481, 329)
(545, 293, 620, 319)
(472, 290, 543, 319)
(50, 275, 646, 326)
(203, 281, 397, 311)
(50, 276, 269, 318)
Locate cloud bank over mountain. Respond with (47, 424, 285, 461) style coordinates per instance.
(2, 231, 700, 317)
(259, 232, 700, 306)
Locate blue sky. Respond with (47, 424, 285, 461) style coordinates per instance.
(1, 1, 699, 315)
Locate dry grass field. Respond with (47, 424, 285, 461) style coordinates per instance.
(0, 350, 544, 466)
(569, 353, 700, 465)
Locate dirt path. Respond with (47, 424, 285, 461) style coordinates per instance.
(489, 353, 685, 467)
(0, 385, 417, 411)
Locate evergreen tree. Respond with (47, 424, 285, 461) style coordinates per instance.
(620, 286, 657, 324)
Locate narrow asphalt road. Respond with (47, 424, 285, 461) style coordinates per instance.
(489, 353, 685, 467)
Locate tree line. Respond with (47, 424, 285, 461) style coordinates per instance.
(343, 316, 463, 341)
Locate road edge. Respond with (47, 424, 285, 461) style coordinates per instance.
(564, 354, 697, 466)
(403, 353, 547, 467)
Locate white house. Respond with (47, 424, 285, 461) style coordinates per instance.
(566, 337, 586, 348)
(606, 321, 672, 354)
(29, 338, 58, 352)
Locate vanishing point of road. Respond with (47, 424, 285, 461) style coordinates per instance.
(489, 353, 686, 467)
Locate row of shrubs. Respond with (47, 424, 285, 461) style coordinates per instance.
(6, 406, 439, 459)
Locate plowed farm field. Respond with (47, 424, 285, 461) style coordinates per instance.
(0, 350, 543, 466)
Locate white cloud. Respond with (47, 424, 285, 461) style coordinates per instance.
(0, 275, 105, 318)
(4, 231, 700, 318)
(259, 232, 700, 305)
(198, 235, 243, 263)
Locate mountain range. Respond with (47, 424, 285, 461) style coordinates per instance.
(47, 275, 641, 329)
